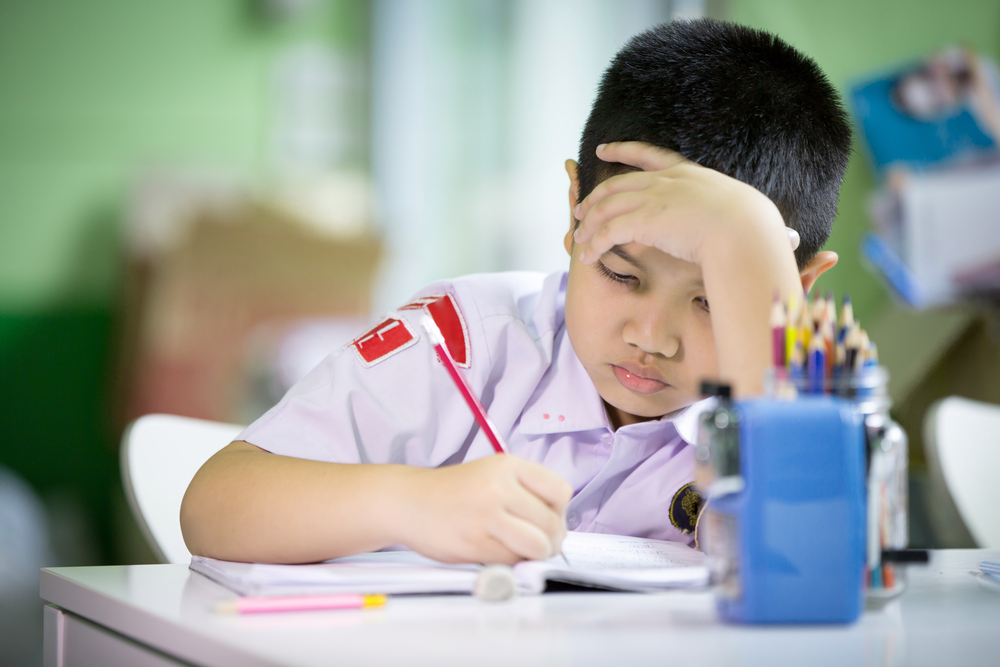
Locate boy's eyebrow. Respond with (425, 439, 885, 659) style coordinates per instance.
(606, 245, 705, 289)
(606, 245, 648, 273)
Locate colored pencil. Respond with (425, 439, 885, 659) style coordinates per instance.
(844, 324, 861, 371)
(808, 331, 827, 394)
(421, 315, 507, 454)
(785, 294, 800, 365)
(838, 295, 854, 343)
(216, 594, 387, 615)
(789, 340, 805, 388)
(854, 329, 870, 372)
(821, 312, 835, 376)
(866, 341, 879, 367)
(771, 291, 786, 368)
(800, 296, 813, 352)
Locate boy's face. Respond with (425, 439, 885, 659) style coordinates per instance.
(561, 161, 718, 426)
(563, 232, 718, 428)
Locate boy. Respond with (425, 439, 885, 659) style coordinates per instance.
(181, 19, 851, 565)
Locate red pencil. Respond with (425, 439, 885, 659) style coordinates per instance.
(771, 291, 786, 368)
(420, 315, 507, 454)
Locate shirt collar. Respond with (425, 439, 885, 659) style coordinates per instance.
(518, 324, 613, 435)
(668, 396, 717, 444)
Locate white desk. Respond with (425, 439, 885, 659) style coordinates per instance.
(41, 549, 1000, 667)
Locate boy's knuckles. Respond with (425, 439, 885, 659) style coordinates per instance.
(539, 511, 562, 539)
(558, 481, 573, 506)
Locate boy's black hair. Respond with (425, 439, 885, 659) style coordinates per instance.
(577, 19, 852, 268)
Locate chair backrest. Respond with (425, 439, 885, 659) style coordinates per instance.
(924, 396, 1000, 548)
(121, 414, 244, 564)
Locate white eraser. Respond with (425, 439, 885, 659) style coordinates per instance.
(473, 565, 518, 602)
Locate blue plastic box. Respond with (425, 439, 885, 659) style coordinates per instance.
(706, 397, 866, 624)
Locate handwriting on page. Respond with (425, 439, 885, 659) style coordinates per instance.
(560, 535, 704, 570)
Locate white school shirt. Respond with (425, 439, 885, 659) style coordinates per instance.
(239, 271, 709, 544)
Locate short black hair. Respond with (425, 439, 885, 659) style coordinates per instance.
(577, 19, 852, 268)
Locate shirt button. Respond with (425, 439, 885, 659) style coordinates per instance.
(566, 512, 581, 529)
(601, 434, 613, 448)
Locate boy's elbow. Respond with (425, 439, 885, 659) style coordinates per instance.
(179, 440, 271, 559)
(179, 475, 211, 557)
(179, 447, 234, 558)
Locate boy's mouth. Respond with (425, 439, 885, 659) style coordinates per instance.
(611, 363, 670, 395)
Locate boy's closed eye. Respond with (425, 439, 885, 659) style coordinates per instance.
(597, 258, 711, 316)
(596, 261, 638, 287)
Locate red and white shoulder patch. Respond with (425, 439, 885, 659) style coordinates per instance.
(350, 316, 418, 367)
(399, 293, 471, 368)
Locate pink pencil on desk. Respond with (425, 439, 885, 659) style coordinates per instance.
(420, 315, 507, 454)
(216, 593, 387, 614)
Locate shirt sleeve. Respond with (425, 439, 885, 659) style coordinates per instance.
(237, 289, 492, 467)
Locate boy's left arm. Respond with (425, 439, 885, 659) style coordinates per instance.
(573, 142, 804, 397)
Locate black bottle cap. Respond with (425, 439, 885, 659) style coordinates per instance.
(700, 381, 732, 398)
(880, 549, 930, 563)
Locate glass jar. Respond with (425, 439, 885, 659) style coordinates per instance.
(839, 366, 909, 605)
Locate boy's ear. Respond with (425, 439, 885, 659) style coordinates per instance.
(564, 159, 581, 256)
(799, 251, 838, 294)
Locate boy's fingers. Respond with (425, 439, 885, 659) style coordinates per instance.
(505, 484, 565, 548)
(576, 191, 646, 244)
(513, 460, 573, 513)
(488, 512, 555, 562)
(597, 141, 686, 173)
(474, 534, 528, 566)
(574, 170, 651, 226)
(579, 212, 661, 264)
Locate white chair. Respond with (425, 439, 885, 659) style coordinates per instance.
(121, 414, 244, 564)
(924, 396, 1000, 548)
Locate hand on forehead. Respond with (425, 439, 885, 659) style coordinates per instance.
(574, 142, 687, 220)
(573, 142, 798, 265)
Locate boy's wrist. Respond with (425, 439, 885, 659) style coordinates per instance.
(699, 200, 802, 398)
(701, 191, 795, 278)
(376, 464, 427, 549)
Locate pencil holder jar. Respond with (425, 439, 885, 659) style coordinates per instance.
(696, 384, 867, 624)
(764, 365, 910, 604)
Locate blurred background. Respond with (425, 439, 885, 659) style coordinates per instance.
(1, 1, 999, 664)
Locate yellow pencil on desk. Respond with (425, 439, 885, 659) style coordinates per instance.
(215, 593, 387, 614)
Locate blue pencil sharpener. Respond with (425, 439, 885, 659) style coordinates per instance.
(697, 389, 866, 624)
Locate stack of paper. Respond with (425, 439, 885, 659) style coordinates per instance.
(190, 532, 708, 597)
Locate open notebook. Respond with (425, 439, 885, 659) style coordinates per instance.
(190, 532, 707, 596)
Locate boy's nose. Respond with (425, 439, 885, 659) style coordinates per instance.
(623, 315, 681, 358)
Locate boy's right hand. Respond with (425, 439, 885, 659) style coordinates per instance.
(393, 455, 573, 565)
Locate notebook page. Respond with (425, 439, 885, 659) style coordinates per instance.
(190, 533, 707, 597)
(511, 533, 708, 594)
(190, 552, 479, 596)
(559, 532, 705, 570)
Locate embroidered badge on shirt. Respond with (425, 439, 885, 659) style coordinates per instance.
(398, 293, 470, 368)
(351, 316, 418, 367)
(669, 482, 703, 535)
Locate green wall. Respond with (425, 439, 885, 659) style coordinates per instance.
(730, 0, 1000, 325)
(0, 0, 365, 563)
(0, 0, 366, 309)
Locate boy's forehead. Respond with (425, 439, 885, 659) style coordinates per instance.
(606, 243, 704, 286)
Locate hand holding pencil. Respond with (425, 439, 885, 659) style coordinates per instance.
(377, 315, 573, 566)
